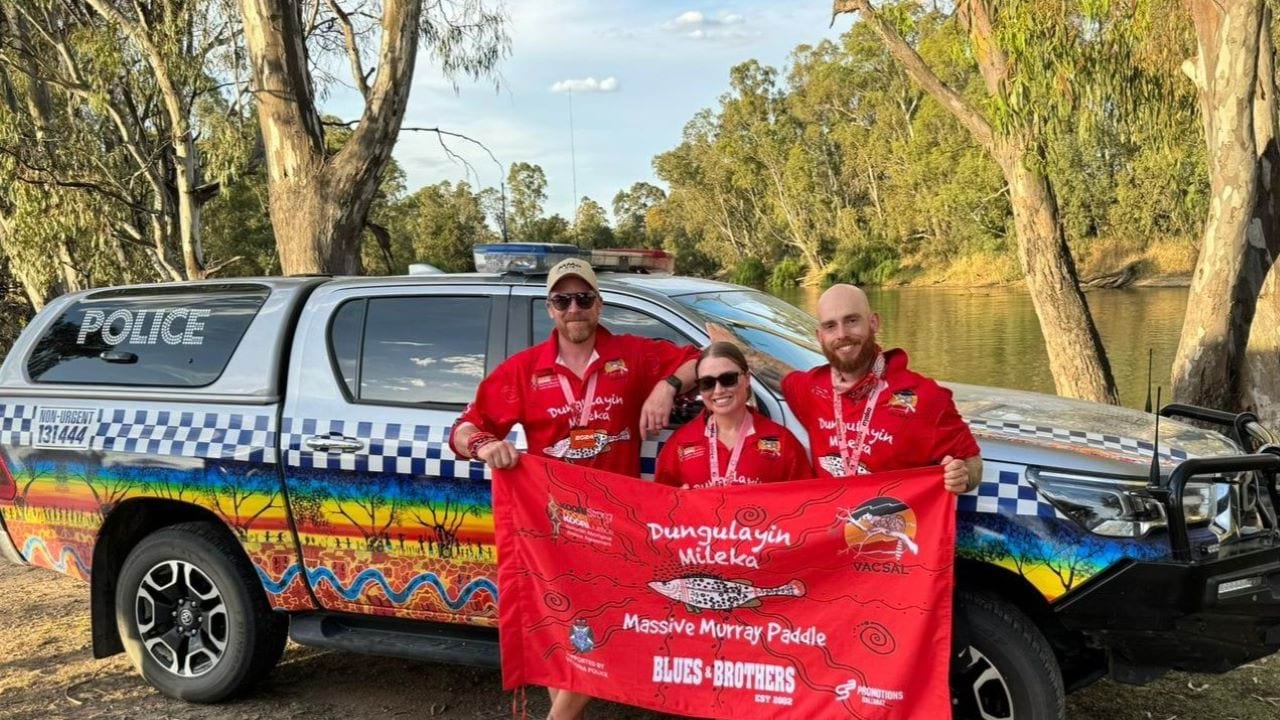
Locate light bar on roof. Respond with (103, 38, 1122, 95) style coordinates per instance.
(473, 243, 587, 274)
(591, 248, 675, 274)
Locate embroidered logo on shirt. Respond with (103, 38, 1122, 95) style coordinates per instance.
(545, 429, 631, 460)
(603, 359, 628, 376)
(756, 437, 781, 457)
(820, 455, 870, 477)
(533, 372, 559, 391)
(679, 443, 706, 460)
(886, 389, 918, 415)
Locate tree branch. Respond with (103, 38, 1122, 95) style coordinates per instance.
(832, 0, 994, 151)
(324, 0, 371, 99)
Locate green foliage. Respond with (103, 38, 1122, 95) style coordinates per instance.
(728, 258, 768, 288)
(571, 197, 614, 250)
(767, 258, 806, 292)
(507, 162, 548, 241)
(647, 1, 1204, 286)
(376, 181, 498, 274)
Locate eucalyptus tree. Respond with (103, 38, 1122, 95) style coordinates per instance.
(831, 0, 1128, 403)
(507, 162, 548, 242)
(0, 0, 253, 296)
(236, 0, 508, 275)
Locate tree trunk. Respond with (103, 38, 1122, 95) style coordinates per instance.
(997, 141, 1118, 402)
(1244, 267, 1280, 426)
(1173, 0, 1277, 412)
(239, 0, 423, 275)
(1243, 6, 1280, 427)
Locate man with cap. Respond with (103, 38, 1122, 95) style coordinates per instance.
(450, 257, 698, 720)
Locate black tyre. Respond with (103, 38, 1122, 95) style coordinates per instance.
(115, 522, 288, 702)
(951, 590, 1065, 720)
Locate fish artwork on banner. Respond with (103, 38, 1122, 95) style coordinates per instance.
(494, 455, 955, 720)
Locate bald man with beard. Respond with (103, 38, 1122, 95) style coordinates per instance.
(724, 284, 981, 492)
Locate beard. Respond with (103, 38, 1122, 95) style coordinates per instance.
(823, 335, 878, 376)
(559, 316, 596, 344)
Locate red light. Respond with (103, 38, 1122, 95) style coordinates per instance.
(0, 452, 15, 502)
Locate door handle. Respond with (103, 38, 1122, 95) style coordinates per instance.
(304, 435, 365, 453)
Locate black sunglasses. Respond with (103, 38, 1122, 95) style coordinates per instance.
(548, 292, 599, 311)
(696, 371, 742, 393)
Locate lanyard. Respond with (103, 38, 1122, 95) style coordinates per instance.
(557, 371, 599, 428)
(706, 413, 752, 486)
(833, 354, 886, 477)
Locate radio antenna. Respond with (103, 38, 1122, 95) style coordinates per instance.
(1144, 348, 1154, 414)
(1149, 387, 1163, 486)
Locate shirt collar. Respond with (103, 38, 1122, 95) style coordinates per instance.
(703, 407, 758, 441)
(535, 325, 615, 373)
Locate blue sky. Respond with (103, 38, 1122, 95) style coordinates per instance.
(329, 1, 847, 222)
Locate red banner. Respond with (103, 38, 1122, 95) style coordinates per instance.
(494, 456, 955, 720)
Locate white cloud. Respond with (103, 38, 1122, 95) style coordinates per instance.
(663, 9, 749, 34)
(550, 76, 620, 93)
(672, 11, 704, 26)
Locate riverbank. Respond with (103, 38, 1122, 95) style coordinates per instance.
(892, 236, 1198, 289)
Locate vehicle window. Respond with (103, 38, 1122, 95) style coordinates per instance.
(676, 290, 825, 392)
(533, 302, 688, 345)
(357, 296, 490, 405)
(329, 299, 366, 397)
(28, 287, 268, 387)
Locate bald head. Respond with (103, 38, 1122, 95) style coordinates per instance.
(815, 283, 880, 375)
(817, 284, 872, 324)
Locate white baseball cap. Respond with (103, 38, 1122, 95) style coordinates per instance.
(546, 258, 599, 293)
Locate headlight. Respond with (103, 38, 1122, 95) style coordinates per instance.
(1028, 470, 1214, 538)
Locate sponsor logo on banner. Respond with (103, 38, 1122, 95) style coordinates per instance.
(839, 496, 920, 574)
(33, 407, 97, 449)
(834, 677, 906, 708)
(570, 619, 597, 653)
(547, 496, 615, 547)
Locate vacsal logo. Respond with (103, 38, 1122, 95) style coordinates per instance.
(77, 308, 211, 347)
(833, 677, 905, 707)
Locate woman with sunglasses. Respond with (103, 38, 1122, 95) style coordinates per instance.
(656, 342, 812, 488)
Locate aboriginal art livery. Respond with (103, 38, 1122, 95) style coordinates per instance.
(0, 400, 1180, 620)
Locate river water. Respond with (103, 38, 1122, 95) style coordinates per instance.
(774, 285, 1190, 411)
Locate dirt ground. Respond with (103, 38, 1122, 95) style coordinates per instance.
(1, 562, 1277, 720)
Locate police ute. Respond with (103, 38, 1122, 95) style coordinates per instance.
(0, 244, 1277, 720)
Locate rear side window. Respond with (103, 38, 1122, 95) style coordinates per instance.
(329, 295, 491, 406)
(27, 287, 269, 387)
(533, 303, 688, 345)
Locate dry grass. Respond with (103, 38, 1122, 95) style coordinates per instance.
(1075, 235, 1199, 280)
(901, 235, 1199, 288)
(905, 249, 1022, 286)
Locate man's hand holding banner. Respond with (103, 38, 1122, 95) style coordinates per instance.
(494, 455, 955, 720)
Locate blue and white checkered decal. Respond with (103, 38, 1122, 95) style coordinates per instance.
(957, 463, 1063, 519)
(282, 417, 493, 480)
(967, 418, 1191, 464)
(95, 409, 277, 463)
(283, 417, 668, 482)
(0, 404, 276, 463)
(0, 404, 32, 447)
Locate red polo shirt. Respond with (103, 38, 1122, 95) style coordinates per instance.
(781, 349, 980, 479)
(455, 326, 698, 477)
(655, 408, 813, 488)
